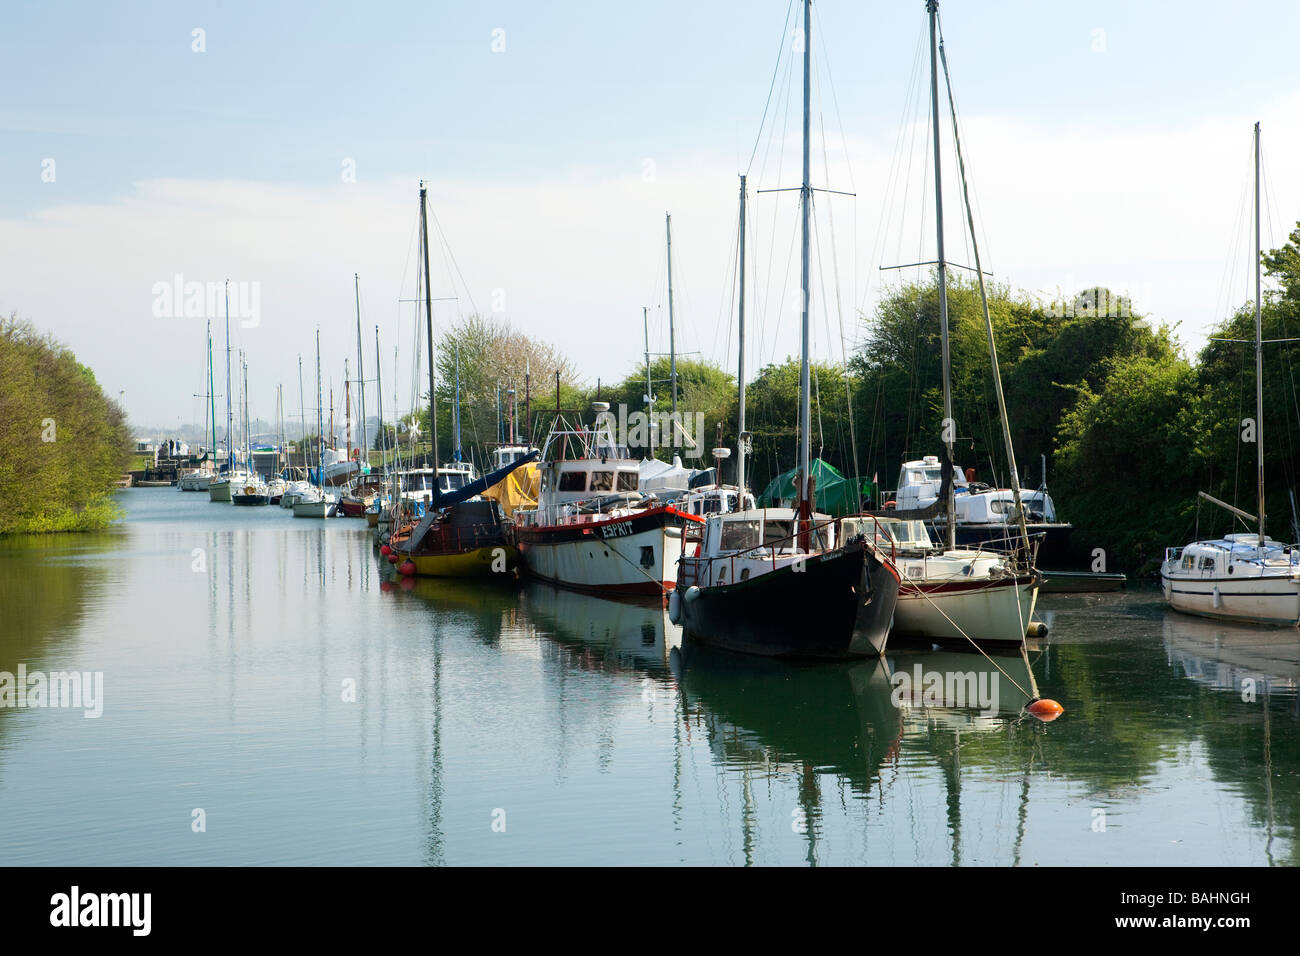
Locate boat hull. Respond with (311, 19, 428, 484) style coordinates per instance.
(516, 508, 683, 597)
(1162, 572, 1300, 626)
(406, 545, 520, 578)
(232, 494, 270, 506)
(677, 541, 899, 659)
(292, 500, 335, 518)
(892, 574, 1039, 645)
(207, 481, 232, 502)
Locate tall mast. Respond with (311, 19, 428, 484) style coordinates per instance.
(206, 318, 216, 466)
(315, 331, 323, 490)
(1255, 121, 1265, 548)
(643, 306, 654, 417)
(419, 182, 439, 470)
(345, 357, 352, 461)
(298, 356, 306, 479)
(737, 174, 748, 495)
(496, 383, 502, 444)
(666, 213, 678, 455)
(224, 279, 233, 473)
(453, 343, 462, 463)
(375, 326, 386, 469)
(354, 273, 368, 460)
(797, 0, 812, 546)
(524, 359, 531, 441)
(241, 352, 249, 472)
(929, 0, 955, 549)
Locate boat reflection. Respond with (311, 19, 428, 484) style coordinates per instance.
(1161, 611, 1300, 697)
(518, 583, 681, 678)
(886, 645, 1041, 732)
(672, 641, 901, 793)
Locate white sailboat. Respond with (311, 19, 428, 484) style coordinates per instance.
(208, 281, 252, 502)
(294, 330, 336, 518)
(1161, 122, 1300, 626)
(854, 0, 1038, 646)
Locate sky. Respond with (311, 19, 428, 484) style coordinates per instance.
(4, 0, 1300, 433)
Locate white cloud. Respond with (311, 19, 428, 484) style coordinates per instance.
(3, 91, 1297, 431)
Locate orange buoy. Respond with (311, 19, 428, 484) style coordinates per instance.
(399, 560, 416, 576)
(1027, 698, 1064, 721)
(380, 544, 392, 556)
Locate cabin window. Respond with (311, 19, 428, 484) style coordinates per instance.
(763, 520, 793, 548)
(558, 471, 587, 492)
(702, 498, 722, 514)
(1181, 554, 1195, 571)
(639, 546, 654, 568)
(590, 471, 614, 492)
(617, 471, 638, 491)
(989, 500, 1011, 515)
(720, 520, 761, 551)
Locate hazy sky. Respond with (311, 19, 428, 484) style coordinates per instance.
(4, 0, 1300, 432)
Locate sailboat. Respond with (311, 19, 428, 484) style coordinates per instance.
(178, 318, 218, 491)
(1160, 122, 1300, 626)
(671, 0, 900, 659)
(293, 330, 337, 518)
(208, 281, 253, 502)
(855, 0, 1037, 646)
(232, 356, 271, 505)
(387, 182, 537, 575)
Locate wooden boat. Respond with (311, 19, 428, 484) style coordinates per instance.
(390, 500, 518, 577)
(675, 509, 899, 659)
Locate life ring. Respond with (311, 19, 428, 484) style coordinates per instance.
(882, 500, 897, 510)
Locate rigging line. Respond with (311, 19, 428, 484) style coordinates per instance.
(757, 44, 796, 369)
(426, 201, 480, 318)
(862, 25, 926, 318)
(937, 15, 994, 277)
(745, 0, 796, 176)
(817, 110, 862, 502)
(811, 0, 855, 197)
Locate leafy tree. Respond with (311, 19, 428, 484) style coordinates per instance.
(0, 315, 131, 533)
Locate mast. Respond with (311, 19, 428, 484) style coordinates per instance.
(507, 388, 516, 444)
(797, 0, 812, 547)
(643, 306, 654, 418)
(453, 343, 462, 463)
(241, 352, 249, 473)
(938, 14, 1031, 556)
(206, 318, 216, 467)
(355, 273, 368, 460)
(737, 174, 748, 495)
(298, 356, 306, 480)
(496, 383, 502, 444)
(419, 182, 439, 471)
(224, 280, 233, 473)
(666, 213, 678, 455)
(524, 359, 531, 441)
(315, 331, 323, 491)
(1255, 121, 1265, 548)
(375, 326, 386, 470)
(928, 0, 955, 550)
(345, 357, 352, 462)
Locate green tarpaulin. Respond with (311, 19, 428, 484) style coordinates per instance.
(756, 458, 859, 517)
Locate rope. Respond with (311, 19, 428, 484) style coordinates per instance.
(901, 571, 1040, 704)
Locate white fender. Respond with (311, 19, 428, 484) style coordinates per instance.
(668, 589, 682, 625)
(684, 585, 700, 603)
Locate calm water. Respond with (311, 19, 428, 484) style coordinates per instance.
(1, 489, 1297, 866)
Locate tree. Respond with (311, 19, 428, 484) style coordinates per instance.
(0, 315, 131, 533)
